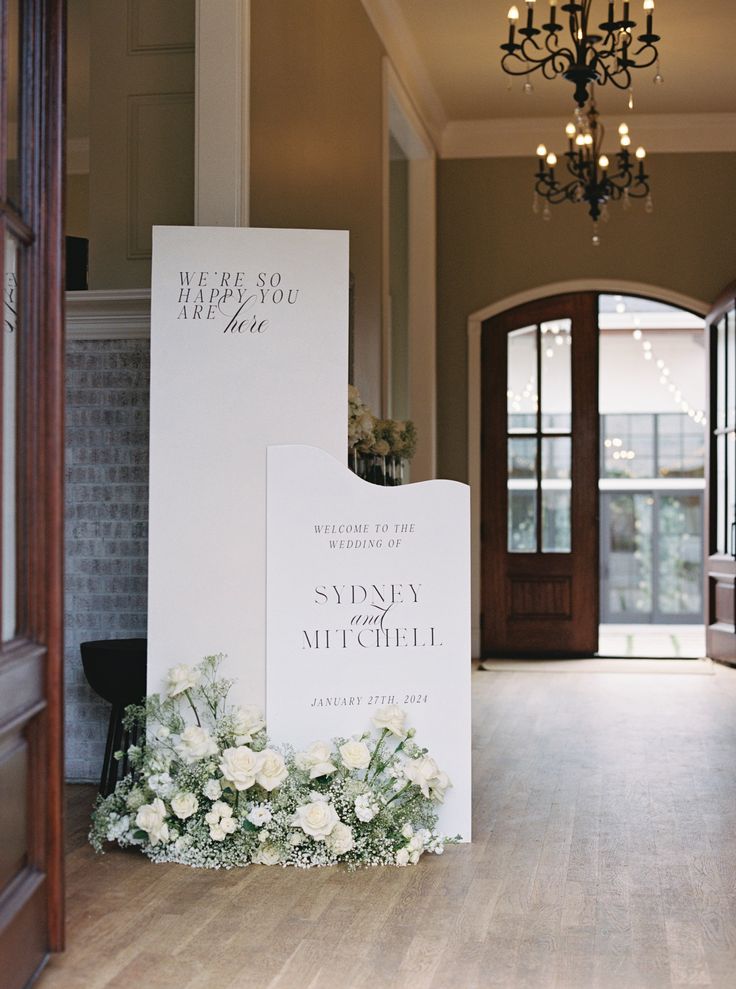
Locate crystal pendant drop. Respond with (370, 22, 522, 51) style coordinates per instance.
(523, 80, 534, 96)
(542, 204, 551, 222)
(622, 188, 631, 211)
(628, 88, 634, 110)
(601, 204, 610, 224)
(592, 228, 601, 247)
(532, 192, 539, 215)
(654, 61, 664, 86)
(645, 194, 654, 214)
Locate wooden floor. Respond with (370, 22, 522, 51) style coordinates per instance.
(40, 664, 736, 989)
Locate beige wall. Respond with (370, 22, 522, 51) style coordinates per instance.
(249, 0, 385, 411)
(437, 152, 736, 482)
(65, 174, 89, 240)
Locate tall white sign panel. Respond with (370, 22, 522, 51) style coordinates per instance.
(148, 227, 348, 707)
(267, 445, 472, 839)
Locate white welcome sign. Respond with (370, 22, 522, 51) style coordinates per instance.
(148, 227, 348, 707)
(267, 445, 472, 839)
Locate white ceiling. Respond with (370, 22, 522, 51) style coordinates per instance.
(392, 0, 736, 122)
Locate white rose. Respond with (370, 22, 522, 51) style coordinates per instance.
(247, 804, 272, 826)
(326, 822, 354, 855)
(202, 778, 221, 800)
(395, 847, 410, 866)
(354, 794, 378, 823)
(372, 705, 407, 738)
(292, 800, 340, 839)
(296, 741, 337, 779)
(221, 816, 238, 835)
(231, 705, 266, 743)
(254, 843, 281, 865)
(170, 792, 199, 820)
(211, 800, 233, 819)
(289, 832, 306, 846)
(135, 798, 169, 846)
(403, 756, 440, 798)
(166, 663, 200, 697)
(429, 770, 452, 803)
(176, 725, 218, 765)
(219, 745, 263, 791)
(255, 749, 288, 792)
(339, 739, 371, 771)
(410, 850, 421, 864)
(401, 823, 414, 839)
(209, 824, 226, 842)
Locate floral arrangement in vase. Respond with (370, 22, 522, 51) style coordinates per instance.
(348, 386, 417, 484)
(90, 655, 456, 870)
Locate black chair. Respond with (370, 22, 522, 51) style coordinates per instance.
(80, 638, 147, 796)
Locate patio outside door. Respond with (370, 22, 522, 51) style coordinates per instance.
(481, 293, 599, 656)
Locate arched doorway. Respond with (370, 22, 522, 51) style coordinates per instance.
(468, 283, 710, 659)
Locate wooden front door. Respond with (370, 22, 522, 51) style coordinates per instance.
(0, 0, 65, 983)
(705, 284, 735, 665)
(481, 293, 599, 656)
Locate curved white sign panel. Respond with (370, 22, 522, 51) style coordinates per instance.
(267, 445, 472, 840)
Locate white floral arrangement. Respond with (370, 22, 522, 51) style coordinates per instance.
(90, 655, 457, 870)
(348, 384, 375, 451)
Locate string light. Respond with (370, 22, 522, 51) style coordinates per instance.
(630, 328, 707, 425)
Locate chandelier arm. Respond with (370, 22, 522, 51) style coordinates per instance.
(542, 52, 575, 80)
(625, 181, 651, 200)
(626, 44, 659, 69)
(501, 52, 557, 76)
(599, 65, 633, 91)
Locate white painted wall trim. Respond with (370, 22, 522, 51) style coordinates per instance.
(466, 279, 708, 658)
(194, 0, 250, 226)
(361, 0, 446, 151)
(383, 58, 438, 481)
(66, 290, 151, 340)
(443, 112, 736, 160)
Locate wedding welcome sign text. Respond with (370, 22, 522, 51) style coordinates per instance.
(148, 227, 348, 708)
(266, 445, 472, 839)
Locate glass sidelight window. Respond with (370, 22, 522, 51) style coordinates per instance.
(507, 319, 572, 552)
(713, 307, 735, 558)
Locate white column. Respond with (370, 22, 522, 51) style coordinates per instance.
(195, 0, 250, 226)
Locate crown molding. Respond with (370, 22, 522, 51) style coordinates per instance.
(66, 289, 151, 340)
(67, 137, 90, 174)
(360, 0, 446, 150)
(442, 113, 736, 159)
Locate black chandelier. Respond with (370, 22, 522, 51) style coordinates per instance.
(533, 101, 651, 244)
(501, 0, 661, 107)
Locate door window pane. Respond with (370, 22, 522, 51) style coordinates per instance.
(540, 319, 571, 433)
(541, 436, 571, 553)
(508, 491, 537, 553)
(3, 234, 18, 641)
(716, 434, 726, 554)
(507, 324, 537, 433)
(717, 317, 727, 430)
(657, 414, 705, 479)
(508, 438, 537, 553)
(606, 494, 653, 617)
(602, 413, 654, 478)
(658, 495, 702, 614)
(6, 0, 21, 206)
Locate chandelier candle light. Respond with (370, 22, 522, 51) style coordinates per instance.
(533, 100, 651, 245)
(501, 0, 661, 107)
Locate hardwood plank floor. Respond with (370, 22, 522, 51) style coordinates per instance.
(39, 664, 736, 989)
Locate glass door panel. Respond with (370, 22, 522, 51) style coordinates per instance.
(540, 318, 571, 432)
(658, 495, 703, 616)
(603, 493, 653, 619)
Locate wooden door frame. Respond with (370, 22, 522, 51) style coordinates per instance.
(467, 280, 708, 658)
(704, 281, 736, 667)
(0, 0, 65, 970)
